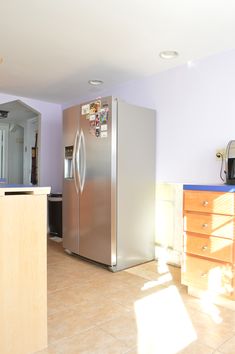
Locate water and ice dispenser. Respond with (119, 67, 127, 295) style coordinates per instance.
(64, 145, 74, 179)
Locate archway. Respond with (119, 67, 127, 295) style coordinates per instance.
(0, 99, 41, 185)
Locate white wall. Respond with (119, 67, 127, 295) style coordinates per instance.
(64, 49, 235, 184)
(23, 117, 39, 185)
(0, 93, 63, 192)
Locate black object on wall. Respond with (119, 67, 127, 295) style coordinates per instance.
(225, 140, 235, 185)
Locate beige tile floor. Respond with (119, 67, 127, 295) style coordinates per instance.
(36, 239, 235, 354)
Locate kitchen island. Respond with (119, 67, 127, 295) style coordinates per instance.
(0, 185, 50, 354)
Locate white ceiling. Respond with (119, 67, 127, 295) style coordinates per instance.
(0, 0, 235, 104)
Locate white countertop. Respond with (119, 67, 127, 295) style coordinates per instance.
(0, 185, 51, 196)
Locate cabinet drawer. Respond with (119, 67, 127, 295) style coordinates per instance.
(185, 233, 233, 262)
(184, 191, 235, 215)
(181, 255, 234, 295)
(184, 212, 235, 239)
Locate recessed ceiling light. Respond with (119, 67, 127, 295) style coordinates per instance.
(159, 51, 179, 59)
(88, 79, 103, 86)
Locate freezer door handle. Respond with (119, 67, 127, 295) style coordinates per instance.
(80, 129, 86, 193)
(72, 130, 79, 194)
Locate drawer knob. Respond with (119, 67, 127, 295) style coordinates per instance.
(202, 223, 208, 228)
(201, 272, 208, 278)
(201, 245, 208, 251)
(202, 200, 209, 206)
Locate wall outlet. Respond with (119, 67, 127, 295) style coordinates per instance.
(216, 148, 226, 160)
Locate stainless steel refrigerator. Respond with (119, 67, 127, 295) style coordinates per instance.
(63, 96, 155, 271)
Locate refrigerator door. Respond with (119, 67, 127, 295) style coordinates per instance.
(62, 105, 80, 253)
(115, 99, 156, 270)
(78, 97, 115, 265)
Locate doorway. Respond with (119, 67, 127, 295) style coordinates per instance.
(0, 100, 41, 185)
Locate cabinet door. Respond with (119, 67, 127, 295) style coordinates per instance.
(0, 194, 48, 353)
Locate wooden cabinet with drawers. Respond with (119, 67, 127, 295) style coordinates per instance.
(182, 188, 235, 300)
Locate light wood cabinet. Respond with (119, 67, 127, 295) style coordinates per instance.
(182, 189, 235, 300)
(0, 186, 50, 354)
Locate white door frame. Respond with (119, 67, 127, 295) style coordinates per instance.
(0, 123, 9, 180)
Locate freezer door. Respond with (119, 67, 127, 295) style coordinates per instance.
(78, 97, 115, 265)
(62, 105, 80, 253)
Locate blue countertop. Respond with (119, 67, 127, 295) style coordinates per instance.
(183, 184, 235, 192)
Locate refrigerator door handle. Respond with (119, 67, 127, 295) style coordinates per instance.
(72, 130, 79, 194)
(80, 129, 86, 193)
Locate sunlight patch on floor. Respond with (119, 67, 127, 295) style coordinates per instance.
(134, 285, 197, 354)
(198, 293, 223, 324)
(157, 255, 170, 275)
(141, 273, 173, 291)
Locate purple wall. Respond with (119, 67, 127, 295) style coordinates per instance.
(64, 49, 235, 184)
(2, 48, 235, 187)
(0, 93, 63, 192)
